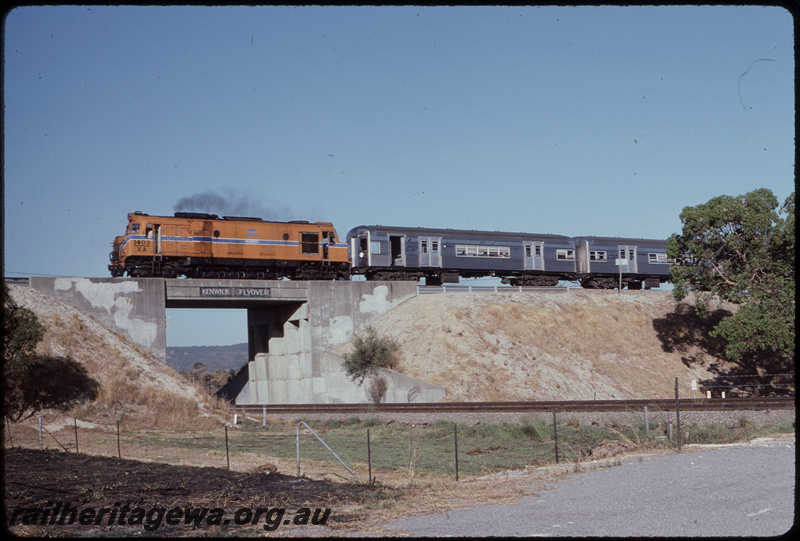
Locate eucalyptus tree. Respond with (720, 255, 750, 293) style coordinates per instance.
(667, 188, 794, 361)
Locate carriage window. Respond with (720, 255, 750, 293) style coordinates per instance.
(589, 250, 607, 261)
(371, 241, 381, 255)
(648, 253, 672, 264)
(432, 241, 439, 253)
(525, 246, 531, 258)
(301, 233, 319, 254)
(629, 249, 635, 260)
(456, 244, 510, 258)
(557, 249, 575, 260)
(130, 223, 140, 234)
(535, 245, 541, 257)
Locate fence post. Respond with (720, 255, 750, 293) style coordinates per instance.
(454, 423, 459, 482)
(38, 414, 43, 450)
(675, 377, 682, 452)
(225, 426, 230, 470)
(74, 418, 79, 453)
(552, 410, 559, 464)
(367, 428, 372, 485)
(643, 406, 649, 438)
(116, 421, 121, 458)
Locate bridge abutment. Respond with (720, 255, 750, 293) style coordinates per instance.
(30, 277, 168, 362)
(29, 277, 445, 404)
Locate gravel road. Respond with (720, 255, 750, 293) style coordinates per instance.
(376, 436, 795, 537)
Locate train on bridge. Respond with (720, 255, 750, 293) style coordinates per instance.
(109, 212, 673, 289)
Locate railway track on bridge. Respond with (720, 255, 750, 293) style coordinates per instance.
(236, 397, 794, 415)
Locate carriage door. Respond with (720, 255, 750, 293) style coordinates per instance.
(419, 236, 442, 267)
(389, 235, 406, 267)
(524, 241, 545, 271)
(351, 232, 369, 268)
(618, 245, 638, 273)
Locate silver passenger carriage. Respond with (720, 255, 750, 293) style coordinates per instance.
(573, 236, 672, 289)
(347, 225, 574, 286)
(347, 225, 672, 289)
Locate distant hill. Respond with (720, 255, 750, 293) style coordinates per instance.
(166, 343, 249, 373)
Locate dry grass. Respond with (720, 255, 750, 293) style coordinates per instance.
(10, 286, 230, 431)
(363, 291, 739, 401)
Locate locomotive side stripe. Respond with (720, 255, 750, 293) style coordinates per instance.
(120, 235, 348, 251)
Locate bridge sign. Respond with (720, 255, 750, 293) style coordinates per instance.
(199, 287, 270, 297)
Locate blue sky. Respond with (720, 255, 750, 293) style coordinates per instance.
(3, 5, 794, 348)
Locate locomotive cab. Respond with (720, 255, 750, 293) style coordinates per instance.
(109, 212, 150, 277)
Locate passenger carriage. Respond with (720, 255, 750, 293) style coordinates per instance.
(347, 225, 574, 286)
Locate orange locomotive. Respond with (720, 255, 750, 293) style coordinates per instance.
(109, 212, 350, 279)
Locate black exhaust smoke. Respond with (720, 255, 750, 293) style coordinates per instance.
(173, 189, 292, 221)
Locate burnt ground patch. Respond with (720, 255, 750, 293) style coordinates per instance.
(4, 447, 400, 537)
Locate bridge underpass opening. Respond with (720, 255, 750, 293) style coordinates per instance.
(165, 301, 308, 372)
(165, 308, 247, 366)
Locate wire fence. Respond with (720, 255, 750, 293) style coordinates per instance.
(5, 404, 794, 485)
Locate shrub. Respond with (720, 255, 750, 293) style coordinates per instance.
(3, 283, 45, 376)
(341, 327, 400, 384)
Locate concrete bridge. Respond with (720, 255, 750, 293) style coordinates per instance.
(29, 277, 445, 405)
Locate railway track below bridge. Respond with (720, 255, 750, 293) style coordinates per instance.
(235, 397, 794, 416)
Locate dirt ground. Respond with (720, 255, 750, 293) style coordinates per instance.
(4, 446, 399, 537)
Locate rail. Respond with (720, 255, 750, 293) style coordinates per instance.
(239, 397, 794, 415)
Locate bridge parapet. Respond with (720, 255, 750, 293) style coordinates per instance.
(165, 279, 308, 308)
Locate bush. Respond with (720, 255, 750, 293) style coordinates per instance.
(341, 327, 400, 384)
(3, 283, 45, 376)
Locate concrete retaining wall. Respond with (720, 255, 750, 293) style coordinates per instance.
(238, 281, 446, 404)
(30, 277, 167, 363)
